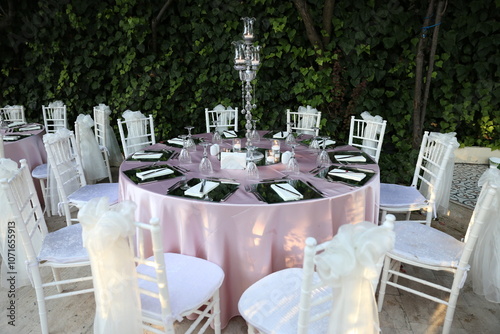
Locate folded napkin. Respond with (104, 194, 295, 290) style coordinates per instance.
(167, 138, 184, 145)
(210, 144, 220, 156)
(18, 125, 42, 131)
(223, 130, 237, 138)
(317, 139, 336, 146)
(7, 121, 26, 128)
(273, 131, 289, 139)
(220, 152, 246, 169)
(328, 168, 366, 181)
(281, 151, 292, 164)
(184, 180, 219, 198)
(334, 155, 366, 162)
(271, 183, 303, 201)
(2, 135, 20, 141)
(136, 167, 173, 180)
(132, 151, 163, 160)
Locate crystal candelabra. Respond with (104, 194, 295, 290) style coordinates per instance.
(232, 17, 261, 144)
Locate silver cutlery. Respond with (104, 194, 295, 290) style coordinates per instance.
(199, 179, 206, 193)
(139, 167, 170, 177)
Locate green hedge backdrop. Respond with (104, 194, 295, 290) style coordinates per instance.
(1, 0, 498, 183)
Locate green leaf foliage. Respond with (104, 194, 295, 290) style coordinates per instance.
(0, 0, 498, 184)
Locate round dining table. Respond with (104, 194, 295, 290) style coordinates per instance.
(2, 123, 47, 204)
(118, 131, 380, 328)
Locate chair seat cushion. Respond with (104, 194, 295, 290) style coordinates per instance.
(380, 183, 428, 209)
(390, 221, 464, 268)
(238, 268, 332, 334)
(68, 183, 119, 206)
(137, 253, 224, 321)
(31, 163, 48, 179)
(38, 223, 89, 263)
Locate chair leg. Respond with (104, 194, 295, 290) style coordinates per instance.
(31, 266, 50, 334)
(377, 256, 391, 312)
(102, 149, 113, 182)
(212, 290, 222, 334)
(38, 178, 51, 217)
(51, 267, 64, 293)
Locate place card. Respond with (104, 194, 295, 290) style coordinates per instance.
(221, 152, 246, 169)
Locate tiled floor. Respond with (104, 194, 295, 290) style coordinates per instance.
(450, 163, 489, 209)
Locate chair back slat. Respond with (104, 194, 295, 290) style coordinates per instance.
(205, 107, 239, 133)
(42, 105, 68, 133)
(348, 116, 387, 163)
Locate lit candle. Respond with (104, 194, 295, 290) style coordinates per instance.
(272, 140, 280, 151)
(267, 150, 274, 162)
(233, 138, 242, 152)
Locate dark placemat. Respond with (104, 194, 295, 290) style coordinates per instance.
(250, 180, 323, 204)
(315, 165, 375, 187)
(328, 150, 376, 165)
(167, 178, 239, 202)
(126, 149, 175, 162)
(123, 164, 184, 184)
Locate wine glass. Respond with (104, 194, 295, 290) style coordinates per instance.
(212, 120, 222, 145)
(178, 135, 192, 164)
(316, 136, 332, 167)
(285, 122, 296, 146)
(185, 126, 197, 152)
(308, 126, 321, 153)
(285, 143, 300, 175)
(250, 119, 260, 143)
(245, 145, 260, 180)
(199, 142, 213, 175)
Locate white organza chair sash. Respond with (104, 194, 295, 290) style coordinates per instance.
(360, 111, 384, 157)
(470, 168, 500, 303)
(297, 105, 318, 135)
(2, 105, 24, 122)
(123, 110, 148, 152)
(79, 197, 143, 334)
(95, 104, 123, 166)
(75, 114, 108, 183)
(314, 220, 395, 333)
(48, 100, 66, 131)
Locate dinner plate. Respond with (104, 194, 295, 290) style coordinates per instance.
(166, 178, 239, 202)
(126, 149, 175, 162)
(251, 180, 323, 204)
(123, 163, 183, 183)
(315, 165, 375, 187)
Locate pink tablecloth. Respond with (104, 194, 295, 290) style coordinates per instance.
(2, 125, 47, 204)
(118, 134, 380, 327)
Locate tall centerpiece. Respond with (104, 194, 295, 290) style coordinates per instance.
(232, 17, 261, 145)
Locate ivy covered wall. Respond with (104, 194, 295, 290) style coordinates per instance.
(1, 0, 498, 183)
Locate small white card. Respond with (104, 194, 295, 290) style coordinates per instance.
(220, 152, 247, 169)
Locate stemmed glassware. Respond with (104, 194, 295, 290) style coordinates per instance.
(285, 122, 296, 147)
(316, 136, 332, 167)
(199, 142, 213, 175)
(245, 145, 260, 180)
(250, 119, 260, 143)
(212, 120, 222, 145)
(185, 126, 197, 152)
(178, 134, 192, 164)
(308, 126, 321, 153)
(285, 143, 300, 175)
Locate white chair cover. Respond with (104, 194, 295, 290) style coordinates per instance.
(79, 197, 143, 334)
(314, 220, 395, 333)
(360, 111, 384, 157)
(214, 104, 235, 132)
(0, 158, 31, 288)
(95, 104, 123, 167)
(297, 105, 318, 135)
(75, 114, 108, 183)
(48, 100, 67, 131)
(2, 105, 24, 121)
(122, 110, 148, 153)
(421, 132, 460, 216)
(470, 168, 500, 303)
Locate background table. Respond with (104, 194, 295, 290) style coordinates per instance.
(2, 124, 47, 205)
(118, 133, 380, 327)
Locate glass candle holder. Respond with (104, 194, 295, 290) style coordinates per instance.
(233, 138, 242, 152)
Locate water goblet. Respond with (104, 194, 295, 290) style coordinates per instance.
(178, 135, 192, 164)
(316, 136, 332, 167)
(285, 122, 296, 146)
(245, 145, 260, 180)
(185, 126, 197, 152)
(212, 120, 222, 145)
(308, 126, 321, 153)
(199, 142, 213, 175)
(285, 143, 300, 175)
(250, 119, 260, 143)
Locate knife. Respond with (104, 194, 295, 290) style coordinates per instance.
(199, 179, 206, 193)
